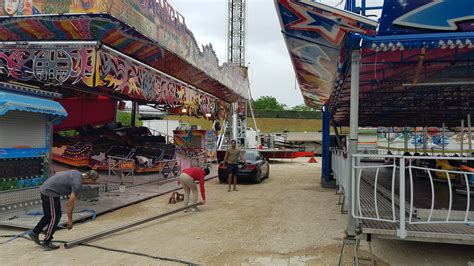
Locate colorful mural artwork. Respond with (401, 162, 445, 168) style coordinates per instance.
(275, 0, 377, 107)
(0, 0, 249, 99)
(0, 45, 228, 118)
(0, 47, 96, 87)
(96, 49, 223, 118)
(380, 0, 474, 35)
(0, 45, 230, 119)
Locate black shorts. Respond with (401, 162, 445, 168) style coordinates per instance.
(227, 164, 238, 175)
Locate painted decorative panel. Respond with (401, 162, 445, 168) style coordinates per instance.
(0, 0, 249, 99)
(379, 0, 474, 35)
(275, 0, 377, 106)
(96, 49, 222, 118)
(0, 47, 96, 87)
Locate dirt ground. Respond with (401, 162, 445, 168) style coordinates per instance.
(1, 158, 473, 265)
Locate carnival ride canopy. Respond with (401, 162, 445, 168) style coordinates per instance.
(275, 0, 474, 127)
(0, 82, 67, 124)
(0, 0, 249, 123)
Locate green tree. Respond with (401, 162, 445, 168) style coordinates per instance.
(117, 111, 143, 127)
(252, 96, 287, 111)
(291, 104, 318, 112)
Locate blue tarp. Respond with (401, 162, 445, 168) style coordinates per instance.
(0, 90, 67, 124)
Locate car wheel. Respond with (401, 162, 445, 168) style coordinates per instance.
(266, 167, 270, 179)
(253, 169, 262, 184)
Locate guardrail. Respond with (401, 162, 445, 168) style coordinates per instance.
(332, 149, 350, 211)
(331, 149, 474, 239)
(406, 156, 473, 226)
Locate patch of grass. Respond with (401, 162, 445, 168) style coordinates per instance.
(166, 115, 322, 133)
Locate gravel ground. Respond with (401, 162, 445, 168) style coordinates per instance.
(1, 158, 473, 265)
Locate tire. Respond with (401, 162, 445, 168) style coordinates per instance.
(253, 169, 262, 184)
(266, 166, 270, 179)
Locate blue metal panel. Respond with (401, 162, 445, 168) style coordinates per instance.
(0, 148, 49, 159)
(379, 0, 474, 35)
(0, 89, 67, 124)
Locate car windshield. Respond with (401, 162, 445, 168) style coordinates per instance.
(244, 152, 259, 162)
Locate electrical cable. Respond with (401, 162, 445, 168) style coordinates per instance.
(77, 242, 198, 266)
(0, 235, 197, 265)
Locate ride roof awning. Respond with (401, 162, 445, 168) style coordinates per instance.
(0, 87, 67, 125)
(274, 0, 378, 107)
(276, 0, 474, 127)
(0, 0, 248, 103)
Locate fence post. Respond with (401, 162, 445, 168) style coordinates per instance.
(398, 157, 407, 238)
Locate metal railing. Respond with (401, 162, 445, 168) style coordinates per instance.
(107, 155, 135, 185)
(406, 156, 473, 225)
(332, 149, 350, 199)
(351, 153, 400, 224)
(331, 149, 474, 239)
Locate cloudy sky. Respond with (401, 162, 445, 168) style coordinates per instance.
(170, 0, 381, 107)
(170, 0, 302, 107)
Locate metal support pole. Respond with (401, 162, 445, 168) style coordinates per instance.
(414, 127, 418, 153)
(248, 88, 259, 141)
(333, 124, 343, 149)
(442, 123, 446, 156)
(403, 127, 408, 152)
(398, 157, 407, 238)
(232, 104, 238, 142)
(423, 126, 428, 154)
(468, 114, 472, 156)
(321, 105, 334, 187)
(387, 128, 391, 152)
(64, 203, 202, 249)
(48, 121, 53, 176)
(348, 50, 360, 236)
(461, 120, 465, 157)
(166, 120, 169, 144)
(131, 102, 138, 127)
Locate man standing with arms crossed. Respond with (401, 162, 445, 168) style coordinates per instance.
(224, 139, 244, 192)
(28, 170, 99, 250)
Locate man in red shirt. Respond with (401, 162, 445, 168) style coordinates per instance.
(179, 167, 210, 212)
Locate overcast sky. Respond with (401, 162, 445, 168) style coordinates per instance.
(170, 0, 379, 107)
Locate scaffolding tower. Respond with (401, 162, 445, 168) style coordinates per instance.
(226, 0, 248, 147)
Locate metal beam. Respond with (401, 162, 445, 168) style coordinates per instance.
(131, 102, 138, 127)
(468, 114, 472, 155)
(461, 120, 465, 156)
(64, 203, 202, 249)
(348, 49, 360, 237)
(403, 81, 474, 87)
